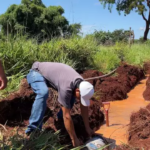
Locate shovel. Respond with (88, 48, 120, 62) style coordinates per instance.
(102, 102, 110, 127)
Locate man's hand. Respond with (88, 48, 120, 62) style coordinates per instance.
(72, 138, 83, 147)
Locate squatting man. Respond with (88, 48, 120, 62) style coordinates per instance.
(25, 62, 95, 147)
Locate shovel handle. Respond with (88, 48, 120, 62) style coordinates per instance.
(105, 110, 109, 127)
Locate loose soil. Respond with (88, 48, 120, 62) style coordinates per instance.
(0, 63, 147, 149)
(81, 63, 144, 102)
(0, 79, 104, 148)
(143, 62, 150, 101)
(128, 103, 150, 149)
(143, 75, 150, 101)
(143, 61, 150, 74)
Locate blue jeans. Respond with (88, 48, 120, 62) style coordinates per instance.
(25, 70, 76, 134)
(25, 70, 49, 134)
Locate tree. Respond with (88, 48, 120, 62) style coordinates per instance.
(0, 0, 81, 40)
(93, 30, 112, 44)
(99, 0, 150, 41)
(90, 29, 130, 45)
(111, 29, 130, 43)
(63, 23, 81, 37)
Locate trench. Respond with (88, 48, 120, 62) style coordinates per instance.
(96, 76, 150, 148)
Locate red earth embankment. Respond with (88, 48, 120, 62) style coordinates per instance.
(82, 64, 144, 102)
(143, 62, 150, 101)
(128, 104, 150, 149)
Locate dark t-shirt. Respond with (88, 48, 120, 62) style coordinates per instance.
(31, 62, 83, 108)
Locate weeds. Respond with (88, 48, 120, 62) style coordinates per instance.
(0, 130, 64, 150)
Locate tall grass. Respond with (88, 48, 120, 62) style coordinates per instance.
(93, 45, 120, 73)
(93, 42, 150, 72)
(0, 35, 97, 97)
(0, 130, 65, 150)
(0, 35, 150, 96)
(124, 42, 150, 66)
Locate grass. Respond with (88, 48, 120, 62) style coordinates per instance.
(124, 43, 150, 66)
(0, 130, 65, 150)
(93, 41, 150, 73)
(0, 129, 110, 150)
(0, 35, 98, 97)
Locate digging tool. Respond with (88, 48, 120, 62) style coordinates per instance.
(102, 102, 110, 127)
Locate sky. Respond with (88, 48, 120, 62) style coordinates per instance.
(0, 0, 149, 39)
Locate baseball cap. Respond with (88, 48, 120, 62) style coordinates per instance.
(79, 81, 94, 106)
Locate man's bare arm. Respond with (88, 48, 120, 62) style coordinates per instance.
(80, 103, 94, 137)
(61, 106, 81, 147)
(0, 60, 7, 90)
(80, 103, 90, 130)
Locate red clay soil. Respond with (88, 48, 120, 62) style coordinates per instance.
(0, 78, 104, 147)
(143, 62, 150, 101)
(143, 75, 150, 101)
(143, 61, 150, 74)
(81, 63, 145, 102)
(0, 63, 145, 148)
(127, 104, 150, 149)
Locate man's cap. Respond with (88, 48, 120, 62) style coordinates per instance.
(79, 81, 94, 106)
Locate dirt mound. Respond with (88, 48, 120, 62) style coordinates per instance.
(143, 62, 150, 101)
(81, 64, 145, 102)
(128, 104, 150, 149)
(143, 62, 150, 74)
(143, 76, 150, 101)
(81, 70, 103, 86)
(0, 79, 35, 125)
(0, 79, 104, 147)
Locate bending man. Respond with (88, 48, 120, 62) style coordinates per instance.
(25, 62, 94, 147)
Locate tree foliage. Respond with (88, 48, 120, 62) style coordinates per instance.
(0, 0, 81, 40)
(99, 0, 150, 40)
(89, 29, 130, 45)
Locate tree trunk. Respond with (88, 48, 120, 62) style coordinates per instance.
(143, 10, 150, 41)
(143, 22, 150, 41)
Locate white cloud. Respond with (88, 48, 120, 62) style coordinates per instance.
(81, 24, 108, 34)
(81, 25, 97, 35)
(80, 24, 108, 36)
(139, 27, 145, 31)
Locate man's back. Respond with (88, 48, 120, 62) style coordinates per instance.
(31, 62, 83, 108)
(32, 62, 82, 89)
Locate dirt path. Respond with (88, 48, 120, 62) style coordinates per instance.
(96, 76, 150, 148)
